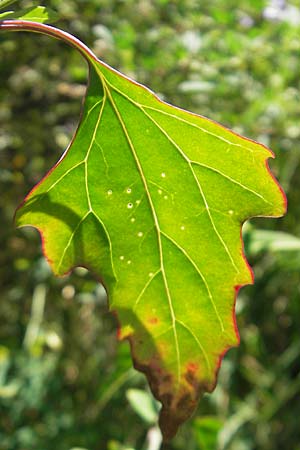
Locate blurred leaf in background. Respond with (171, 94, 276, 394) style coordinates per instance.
(193, 416, 223, 450)
(0, 5, 59, 22)
(1, 1, 300, 449)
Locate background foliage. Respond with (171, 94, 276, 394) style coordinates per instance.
(0, 1, 300, 449)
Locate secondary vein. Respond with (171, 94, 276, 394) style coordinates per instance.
(161, 231, 224, 332)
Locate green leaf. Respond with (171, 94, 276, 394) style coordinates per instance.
(0, 0, 17, 11)
(0, 6, 59, 23)
(108, 442, 135, 450)
(244, 226, 300, 256)
(193, 416, 223, 450)
(126, 388, 159, 424)
(2, 22, 285, 441)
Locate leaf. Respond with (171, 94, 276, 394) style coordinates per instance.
(2, 22, 286, 440)
(0, 0, 17, 11)
(0, 6, 59, 23)
(244, 225, 300, 255)
(126, 388, 160, 425)
(193, 416, 223, 450)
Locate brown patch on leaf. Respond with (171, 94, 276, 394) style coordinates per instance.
(186, 362, 198, 373)
(131, 351, 209, 441)
(148, 316, 159, 325)
(159, 390, 199, 442)
(125, 323, 211, 442)
(185, 362, 201, 393)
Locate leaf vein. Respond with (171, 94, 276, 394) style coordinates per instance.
(190, 161, 271, 204)
(104, 83, 181, 390)
(175, 319, 211, 372)
(141, 105, 254, 152)
(57, 211, 90, 272)
(85, 91, 107, 210)
(139, 106, 239, 273)
(45, 161, 84, 194)
(161, 230, 225, 332)
(99, 75, 239, 271)
(101, 76, 254, 153)
(91, 211, 118, 281)
(133, 269, 161, 311)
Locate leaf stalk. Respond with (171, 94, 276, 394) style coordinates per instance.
(0, 19, 98, 64)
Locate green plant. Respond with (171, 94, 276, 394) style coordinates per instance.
(0, 3, 287, 444)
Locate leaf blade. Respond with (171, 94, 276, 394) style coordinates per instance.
(15, 46, 286, 440)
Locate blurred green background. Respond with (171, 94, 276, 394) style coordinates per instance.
(1, 1, 300, 449)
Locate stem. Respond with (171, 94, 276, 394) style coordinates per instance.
(97, 368, 136, 414)
(23, 284, 47, 350)
(0, 19, 98, 64)
(145, 426, 163, 450)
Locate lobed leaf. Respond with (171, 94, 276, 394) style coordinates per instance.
(1, 21, 286, 440)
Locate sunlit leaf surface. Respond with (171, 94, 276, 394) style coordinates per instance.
(11, 22, 285, 440)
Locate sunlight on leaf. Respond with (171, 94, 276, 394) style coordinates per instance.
(0, 21, 286, 441)
(0, 6, 58, 23)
